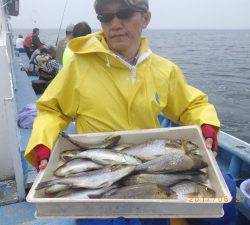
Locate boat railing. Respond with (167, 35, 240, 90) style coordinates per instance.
(0, 0, 25, 201)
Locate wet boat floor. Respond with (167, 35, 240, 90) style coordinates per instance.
(0, 180, 18, 206)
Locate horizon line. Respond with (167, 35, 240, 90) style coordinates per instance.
(12, 27, 250, 30)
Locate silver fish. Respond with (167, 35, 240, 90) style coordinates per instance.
(54, 159, 103, 177)
(100, 184, 171, 199)
(60, 132, 121, 149)
(45, 184, 71, 194)
(113, 144, 132, 151)
(135, 150, 207, 173)
(169, 181, 216, 199)
(61, 149, 142, 165)
(123, 139, 199, 161)
(180, 140, 199, 152)
(36, 165, 135, 190)
(53, 185, 117, 199)
(165, 139, 198, 152)
(122, 171, 208, 187)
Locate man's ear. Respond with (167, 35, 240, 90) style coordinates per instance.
(142, 11, 151, 29)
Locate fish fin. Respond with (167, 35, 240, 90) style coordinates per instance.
(157, 184, 170, 190)
(65, 168, 81, 176)
(160, 186, 177, 198)
(62, 155, 74, 162)
(88, 194, 103, 199)
(187, 152, 203, 158)
(88, 185, 118, 199)
(184, 192, 198, 198)
(100, 181, 111, 188)
(36, 180, 56, 190)
(134, 164, 143, 171)
(169, 170, 200, 175)
(196, 160, 208, 170)
(60, 132, 87, 149)
(115, 144, 131, 151)
(182, 140, 199, 153)
(190, 155, 208, 170)
(54, 190, 71, 198)
(53, 169, 63, 177)
(190, 172, 208, 183)
(181, 140, 190, 153)
(105, 135, 121, 148)
(53, 173, 64, 178)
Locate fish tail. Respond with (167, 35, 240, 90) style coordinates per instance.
(60, 132, 87, 149)
(105, 135, 121, 148)
(36, 180, 57, 190)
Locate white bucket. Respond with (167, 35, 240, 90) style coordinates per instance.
(240, 179, 250, 208)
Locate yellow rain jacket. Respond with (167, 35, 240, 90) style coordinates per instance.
(62, 46, 74, 65)
(25, 32, 220, 166)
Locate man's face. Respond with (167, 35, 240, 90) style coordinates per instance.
(100, 1, 151, 55)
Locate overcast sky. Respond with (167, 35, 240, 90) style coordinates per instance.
(10, 0, 250, 29)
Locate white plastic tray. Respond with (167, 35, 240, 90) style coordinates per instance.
(27, 126, 232, 218)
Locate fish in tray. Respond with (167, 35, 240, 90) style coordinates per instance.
(169, 180, 216, 199)
(60, 132, 121, 150)
(52, 185, 117, 199)
(113, 144, 132, 151)
(45, 183, 71, 194)
(97, 183, 174, 199)
(54, 159, 103, 177)
(60, 149, 142, 165)
(122, 171, 208, 187)
(135, 150, 207, 173)
(121, 139, 199, 161)
(36, 165, 135, 190)
(60, 132, 121, 149)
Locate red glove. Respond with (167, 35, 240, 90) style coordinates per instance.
(201, 124, 218, 152)
(34, 145, 51, 171)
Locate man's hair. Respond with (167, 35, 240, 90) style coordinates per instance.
(18, 34, 23, 38)
(66, 31, 73, 36)
(66, 24, 74, 36)
(33, 28, 39, 33)
(95, 0, 123, 14)
(94, 0, 149, 14)
(72, 22, 92, 38)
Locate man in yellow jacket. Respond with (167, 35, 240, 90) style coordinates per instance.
(25, 0, 220, 170)
(25, 0, 220, 224)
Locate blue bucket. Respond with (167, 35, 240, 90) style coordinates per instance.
(240, 179, 250, 208)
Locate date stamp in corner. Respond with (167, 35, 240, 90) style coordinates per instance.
(186, 195, 245, 203)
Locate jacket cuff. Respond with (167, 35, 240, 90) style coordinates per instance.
(34, 145, 51, 170)
(201, 124, 218, 152)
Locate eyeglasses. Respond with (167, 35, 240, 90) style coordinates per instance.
(97, 8, 140, 23)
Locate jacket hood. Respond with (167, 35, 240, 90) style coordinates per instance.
(68, 31, 152, 84)
(68, 31, 150, 58)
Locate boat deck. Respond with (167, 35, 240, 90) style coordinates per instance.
(0, 201, 75, 225)
(0, 53, 75, 224)
(15, 53, 38, 187)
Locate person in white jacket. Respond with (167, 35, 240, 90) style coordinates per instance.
(15, 34, 25, 53)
